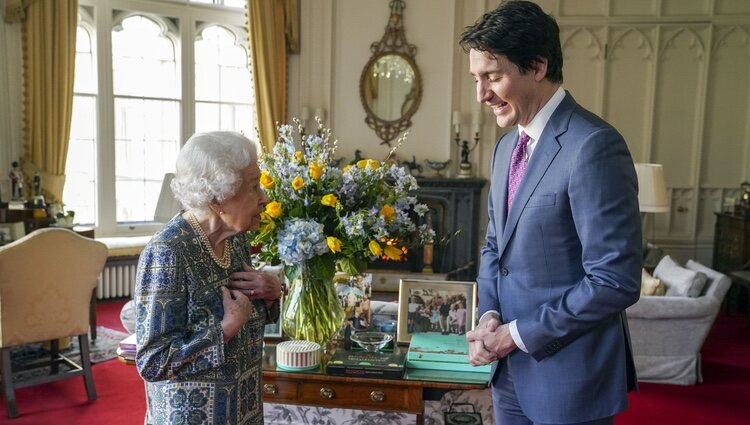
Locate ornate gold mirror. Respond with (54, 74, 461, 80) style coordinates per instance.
(359, 0, 422, 146)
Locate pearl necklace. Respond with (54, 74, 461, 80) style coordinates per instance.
(187, 212, 231, 269)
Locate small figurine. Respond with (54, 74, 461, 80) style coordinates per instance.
(9, 161, 23, 200)
(349, 149, 364, 165)
(402, 155, 422, 177)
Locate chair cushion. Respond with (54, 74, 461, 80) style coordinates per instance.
(641, 269, 665, 296)
(654, 255, 707, 297)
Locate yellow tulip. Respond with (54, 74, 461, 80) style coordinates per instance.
(368, 240, 382, 256)
(294, 151, 304, 163)
(292, 176, 305, 190)
(321, 194, 339, 207)
(265, 201, 282, 218)
(342, 165, 352, 173)
(380, 204, 395, 221)
(309, 162, 324, 180)
(260, 171, 274, 189)
(384, 245, 403, 260)
(326, 236, 342, 253)
(357, 159, 380, 169)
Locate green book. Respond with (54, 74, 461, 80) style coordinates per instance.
(326, 350, 406, 379)
(406, 332, 491, 373)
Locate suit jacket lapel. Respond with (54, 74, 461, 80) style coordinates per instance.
(498, 93, 575, 259)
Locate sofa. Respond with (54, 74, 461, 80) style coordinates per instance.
(626, 259, 731, 385)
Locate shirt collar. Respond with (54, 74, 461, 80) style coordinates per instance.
(518, 86, 566, 141)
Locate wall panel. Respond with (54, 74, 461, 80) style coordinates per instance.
(652, 26, 707, 187)
(701, 26, 750, 187)
(560, 26, 605, 116)
(604, 26, 656, 163)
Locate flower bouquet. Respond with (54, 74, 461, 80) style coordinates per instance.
(249, 119, 434, 345)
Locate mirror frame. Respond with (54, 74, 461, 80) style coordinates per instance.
(359, 0, 422, 146)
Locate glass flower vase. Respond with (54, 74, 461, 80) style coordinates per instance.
(281, 265, 345, 347)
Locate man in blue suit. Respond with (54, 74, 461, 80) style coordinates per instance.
(461, 2, 641, 424)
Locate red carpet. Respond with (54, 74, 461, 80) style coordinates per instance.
(0, 299, 748, 424)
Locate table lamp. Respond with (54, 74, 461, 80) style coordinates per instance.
(635, 163, 670, 214)
(154, 173, 180, 223)
(635, 163, 669, 266)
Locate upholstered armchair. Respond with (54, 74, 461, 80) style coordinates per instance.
(0, 228, 108, 417)
(626, 259, 731, 385)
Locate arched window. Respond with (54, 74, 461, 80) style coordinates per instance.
(195, 24, 254, 136)
(64, 20, 97, 224)
(63, 1, 253, 234)
(112, 14, 180, 223)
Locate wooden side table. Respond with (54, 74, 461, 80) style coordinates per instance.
(120, 344, 489, 424)
(261, 344, 487, 424)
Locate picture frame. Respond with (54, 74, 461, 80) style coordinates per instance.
(396, 278, 477, 345)
(260, 264, 285, 339)
(264, 297, 283, 339)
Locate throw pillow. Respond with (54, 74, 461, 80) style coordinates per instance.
(641, 269, 665, 296)
(653, 255, 707, 297)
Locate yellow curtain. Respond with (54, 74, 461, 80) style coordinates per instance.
(20, 0, 78, 203)
(247, 0, 288, 151)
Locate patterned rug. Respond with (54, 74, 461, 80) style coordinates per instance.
(7, 326, 129, 382)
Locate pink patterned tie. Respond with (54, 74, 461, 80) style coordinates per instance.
(507, 132, 530, 211)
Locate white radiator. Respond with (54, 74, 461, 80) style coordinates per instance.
(98, 261, 137, 299)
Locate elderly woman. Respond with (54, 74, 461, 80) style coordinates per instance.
(135, 131, 281, 425)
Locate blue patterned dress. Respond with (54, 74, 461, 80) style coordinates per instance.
(135, 215, 278, 425)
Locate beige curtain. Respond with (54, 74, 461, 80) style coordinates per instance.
(20, 0, 78, 203)
(247, 0, 292, 151)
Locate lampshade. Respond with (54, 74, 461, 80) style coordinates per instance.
(635, 163, 670, 213)
(154, 173, 181, 223)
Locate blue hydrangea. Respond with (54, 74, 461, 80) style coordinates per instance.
(277, 218, 329, 265)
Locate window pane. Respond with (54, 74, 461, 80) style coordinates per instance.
(113, 15, 179, 98)
(195, 24, 253, 135)
(195, 102, 220, 133)
(64, 95, 97, 224)
(114, 98, 179, 223)
(75, 27, 96, 94)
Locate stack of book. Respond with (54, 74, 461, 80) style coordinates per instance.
(326, 350, 406, 379)
(407, 332, 491, 373)
(117, 333, 137, 362)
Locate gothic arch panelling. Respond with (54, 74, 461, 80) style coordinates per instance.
(604, 26, 656, 163)
(653, 26, 708, 188)
(560, 26, 605, 115)
(702, 25, 750, 187)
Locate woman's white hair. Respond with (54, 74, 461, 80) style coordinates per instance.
(171, 131, 258, 212)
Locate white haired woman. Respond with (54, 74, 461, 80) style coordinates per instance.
(135, 131, 281, 425)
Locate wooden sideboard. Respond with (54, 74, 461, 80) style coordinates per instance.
(713, 212, 750, 313)
(261, 344, 487, 424)
(712, 212, 750, 273)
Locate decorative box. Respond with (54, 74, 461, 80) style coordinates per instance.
(326, 350, 405, 379)
(276, 340, 321, 371)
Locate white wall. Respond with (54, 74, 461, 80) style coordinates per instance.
(292, 0, 459, 166)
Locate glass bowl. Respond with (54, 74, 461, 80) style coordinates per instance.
(350, 331, 393, 352)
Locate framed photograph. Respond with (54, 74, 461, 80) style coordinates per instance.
(260, 264, 285, 339)
(396, 279, 477, 345)
(264, 302, 283, 339)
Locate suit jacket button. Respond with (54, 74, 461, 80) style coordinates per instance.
(501, 268, 509, 276)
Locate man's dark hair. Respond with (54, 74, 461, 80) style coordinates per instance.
(459, 0, 563, 83)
